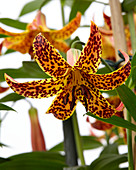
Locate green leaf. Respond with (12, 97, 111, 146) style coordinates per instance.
(89, 153, 128, 170)
(0, 103, 16, 112)
(131, 52, 136, 67)
(69, 0, 95, 21)
(0, 18, 27, 30)
(86, 113, 136, 132)
(97, 66, 113, 74)
(0, 152, 67, 170)
(100, 143, 119, 156)
(131, 66, 136, 85)
(49, 136, 103, 152)
(0, 93, 25, 102)
(81, 136, 103, 150)
(4, 49, 16, 55)
(114, 138, 125, 145)
(117, 84, 136, 122)
(0, 61, 50, 82)
(19, 0, 50, 17)
(0, 34, 11, 38)
(122, 0, 136, 12)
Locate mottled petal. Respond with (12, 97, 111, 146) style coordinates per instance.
(0, 27, 21, 36)
(5, 74, 64, 98)
(48, 12, 81, 40)
(46, 86, 77, 120)
(74, 21, 102, 74)
(76, 85, 117, 118)
(43, 34, 70, 52)
(33, 34, 72, 78)
(2, 30, 39, 54)
(87, 51, 131, 91)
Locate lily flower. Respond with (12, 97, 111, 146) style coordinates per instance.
(0, 11, 81, 57)
(5, 21, 131, 120)
(99, 12, 133, 60)
(29, 107, 46, 151)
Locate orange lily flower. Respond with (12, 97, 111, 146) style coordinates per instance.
(0, 11, 81, 57)
(29, 107, 46, 151)
(99, 12, 133, 61)
(5, 21, 131, 120)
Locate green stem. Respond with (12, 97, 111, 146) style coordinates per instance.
(60, 0, 65, 26)
(72, 111, 85, 165)
(127, 10, 135, 170)
(126, 111, 134, 170)
(127, 11, 136, 54)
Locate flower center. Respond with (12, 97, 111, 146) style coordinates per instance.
(72, 69, 82, 86)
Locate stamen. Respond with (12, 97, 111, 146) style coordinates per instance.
(70, 86, 76, 110)
(63, 93, 69, 105)
(81, 85, 92, 99)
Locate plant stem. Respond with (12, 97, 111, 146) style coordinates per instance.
(60, 0, 65, 26)
(72, 111, 85, 165)
(126, 111, 134, 170)
(63, 118, 78, 166)
(127, 11, 136, 54)
(127, 10, 136, 170)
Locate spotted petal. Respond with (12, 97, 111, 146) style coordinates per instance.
(33, 34, 72, 78)
(87, 51, 131, 91)
(42, 33, 70, 52)
(76, 85, 117, 118)
(46, 86, 78, 120)
(74, 21, 102, 74)
(48, 12, 81, 40)
(0, 27, 39, 54)
(5, 74, 64, 98)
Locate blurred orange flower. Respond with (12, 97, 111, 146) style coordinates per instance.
(0, 10, 81, 57)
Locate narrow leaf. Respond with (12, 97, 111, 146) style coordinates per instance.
(69, 0, 95, 21)
(131, 52, 136, 67)
(4, 49, 16, 55)
(90, 153, 127, 170)
(0, 34, 11, 38)
(0, 93, 25, 102)
(49, 136, 103, 152)
(117, 84, 136, 122)
(0, 18, 27, 30)
(0, 103, 16, 112)
(19, 0, 50, 17)
(100, 143, 119, 156)
(86, 113, 136, 132)
(0, 152, 67, 170)
(0, 61, 50, 82)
